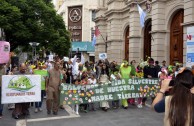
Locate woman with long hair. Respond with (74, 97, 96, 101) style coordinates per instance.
(152, 69, 194, 126)
(99, 63, 110, 111)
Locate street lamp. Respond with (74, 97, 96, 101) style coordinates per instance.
(29, 42, 40, 62)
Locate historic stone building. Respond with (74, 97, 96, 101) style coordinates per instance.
(56, 0, 98, 61)
(95, 0, 194, 65)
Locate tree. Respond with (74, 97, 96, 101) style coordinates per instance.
(0, 0, 70, 57)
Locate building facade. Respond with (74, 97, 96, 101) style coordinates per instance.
(56, 0, 98, 61)
(95, 0, 194, 65)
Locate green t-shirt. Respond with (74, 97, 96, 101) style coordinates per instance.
(120, 66, 132, 79)
(34, 69, 48, 90)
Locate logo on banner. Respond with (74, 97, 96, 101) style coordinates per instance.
(69, 8, 82, 22)
(187, 35, 194, 40)
(8, 76, 34, 91)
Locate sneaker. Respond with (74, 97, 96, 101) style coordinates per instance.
(0, 115, 2, 119)
(84, 110, 88, 113)
(38, 108, 43, 112)
(34, 108, 38, 113)
(75, 111, 79, 115)
(47, 110, 51, 114)
(53, 112, 58, 115)
(14, 115, 19, 119)
(137, 104, 143, 108)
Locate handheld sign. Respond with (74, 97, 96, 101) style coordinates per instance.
(0, 41, 10, 64)
(99, 53, 107, 60)
(63, 56, 69, 62)
(48, 55, 54, 61)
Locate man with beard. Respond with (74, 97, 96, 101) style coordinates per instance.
(12, 63, 30, 119)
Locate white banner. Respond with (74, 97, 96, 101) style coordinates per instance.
(186, 26, 194, 67)
(1, 75, 41, 104)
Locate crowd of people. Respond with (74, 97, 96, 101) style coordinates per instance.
(0, 55, 194, 125)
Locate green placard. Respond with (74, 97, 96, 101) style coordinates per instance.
(60, 78, 160, 105)
(33, 69, 48, 90)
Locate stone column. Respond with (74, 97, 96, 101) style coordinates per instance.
(128, 4, 142, 62)
(151, 0, 166, 62)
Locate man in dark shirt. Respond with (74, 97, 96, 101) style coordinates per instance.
(12, 63, 30, 119)
(142, 58, 158, 105)
(155, 61, 161, 75)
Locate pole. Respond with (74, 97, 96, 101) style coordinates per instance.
(35, 46, 36, 61)
(99, 34, 107, 53)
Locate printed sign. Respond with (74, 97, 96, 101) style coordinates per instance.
(48, 55, 54, 61)
(60, 78, 159, 105)
(63, 56, 69, 62)
(99, 53, 107, 60)
(186, 26, 194, 67)
(1, 75, 41, 104)
(68, 6, 82, 42)
(0, 41, 10, 64)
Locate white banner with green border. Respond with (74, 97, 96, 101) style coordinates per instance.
(1, 75, 41, 104)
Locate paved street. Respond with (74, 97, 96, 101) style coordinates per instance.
(0, 100, 164, 126)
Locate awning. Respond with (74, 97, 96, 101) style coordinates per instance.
(71, 41, 95, 52)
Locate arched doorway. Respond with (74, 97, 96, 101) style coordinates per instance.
(170, 9, 184, 65)
(144, 19, 152, 61)
(125, 26, 129, 61)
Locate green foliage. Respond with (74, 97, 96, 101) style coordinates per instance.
(0, 0, 70, 56)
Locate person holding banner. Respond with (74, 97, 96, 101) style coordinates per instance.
(46, 61, 63, 115)
(120, 60, 132, 109)
(7, 66, 18, 110)
(0, 63, 6, 119)
(142, 58, 158, 105)
(33, 62, 48, 113)
(12, 63, 30, 119)
(99, 63, 110, 111)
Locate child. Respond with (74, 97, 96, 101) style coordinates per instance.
(88, 74, 97, 111)
(71, 79, 81, 115)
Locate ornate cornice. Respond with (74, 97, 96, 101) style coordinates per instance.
(104, 6, 130, 16)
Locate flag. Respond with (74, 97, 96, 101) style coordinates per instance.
(92, 26, 101, 46)
(92, 34, 96, 46)
(95, 26, 100, 37)
(137, 4, 146, 28)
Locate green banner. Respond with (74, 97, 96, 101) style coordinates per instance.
(60, 78, 160, 105)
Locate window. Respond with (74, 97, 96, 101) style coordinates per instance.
(92, 10, 96, 21)
(91, 28, 95, 41)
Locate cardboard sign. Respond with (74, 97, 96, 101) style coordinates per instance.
(63, 56, 69, 62)
(99, 53, 107, 60)
(0, 41, 10, 64)
(1, 75, 41, 104)
(48, 55, 54, 61)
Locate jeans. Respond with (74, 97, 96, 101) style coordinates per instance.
(35, 90, 45, 108)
